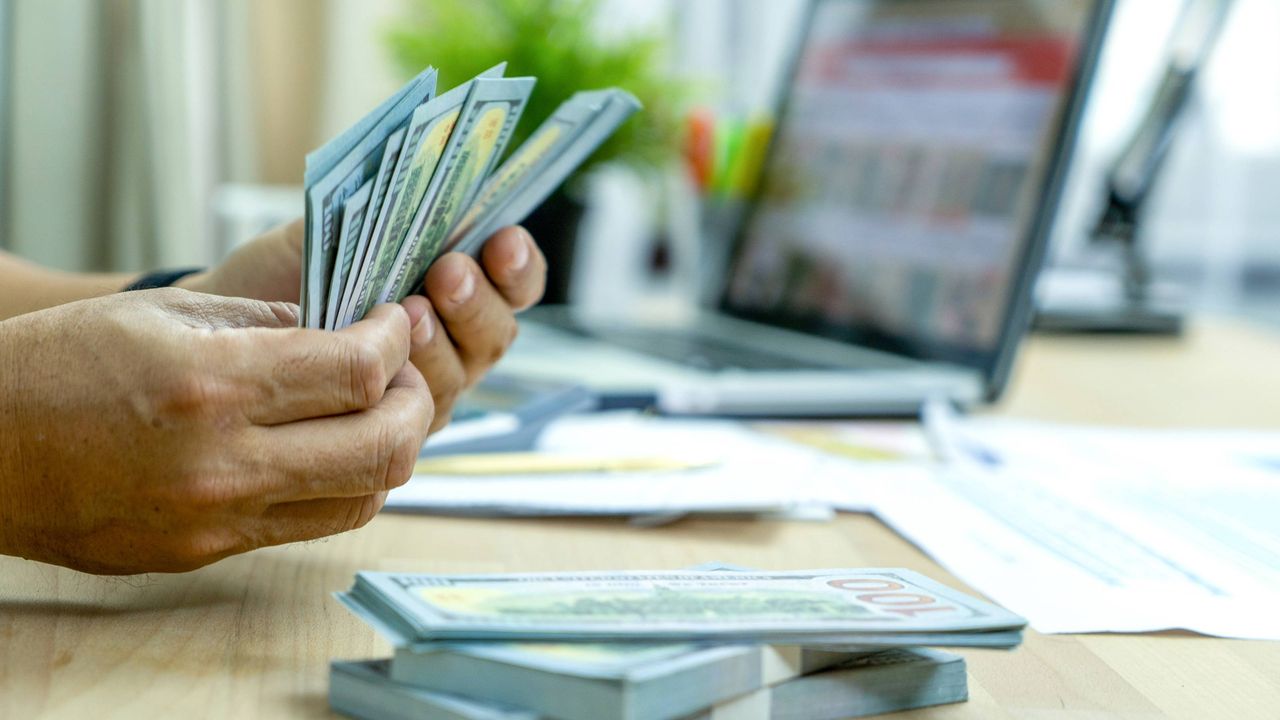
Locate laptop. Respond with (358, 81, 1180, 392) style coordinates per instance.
(502, 0, 1115, 416)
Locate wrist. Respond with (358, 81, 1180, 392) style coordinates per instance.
(123, 268, 208, 293)
(172, 270, 214, 294)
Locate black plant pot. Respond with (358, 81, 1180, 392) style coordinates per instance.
(520, 190, 586, 306)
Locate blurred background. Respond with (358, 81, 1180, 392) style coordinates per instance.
(0, 0, 1276, 325)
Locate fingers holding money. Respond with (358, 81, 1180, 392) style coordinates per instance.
(233, 303, 415, 426)
(423, 250, 522, 387)
(245, 363, 433, 504)
(399, 228, 545, 432)
(156, 353, 431, 567)
(478, 226, 547, 311)
(400, 295, 468, 433)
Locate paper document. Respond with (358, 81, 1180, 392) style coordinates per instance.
(387, 413, 841, 517)
(865, 405, 1280, 639)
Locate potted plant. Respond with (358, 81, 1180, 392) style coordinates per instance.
(387, 0, 681, 302)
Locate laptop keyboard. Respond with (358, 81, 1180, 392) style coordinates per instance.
(577, 327, 840, 372)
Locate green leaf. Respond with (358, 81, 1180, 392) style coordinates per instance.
(385, 0, 685, 179)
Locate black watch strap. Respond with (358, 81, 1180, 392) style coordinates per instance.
(122, 268, 206, 292)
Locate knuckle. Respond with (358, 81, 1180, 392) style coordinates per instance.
(432, 388, 464, 421)
(148, 287, 192, 308)
(347, 494, 386, 532)
(175, 470, 239, 511)
(340, 340, 387, 409)
(239, 299, 288, 328)
(517, 282, 545, 312)
(387, 428, 420, 490)
(262, 301, 300, 328)
(370, 424, 418, 493)
(164, 528, 240, 571)
(420, 390, 439, 436)
(423, 360, 466, 403)
(446, 361, 469, 394)
(483, 321, 519, 366)
(153, 371, 233, 421)
(429, 409, 453, 435)
(153, 286, 188, 301)
(433, 381, 463, 418)
(338, 499, 364, 534)
(451, 293, 486, 327)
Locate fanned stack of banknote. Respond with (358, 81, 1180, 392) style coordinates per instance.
(302, 63, 640, 329)
(330, 564, 1024, 719)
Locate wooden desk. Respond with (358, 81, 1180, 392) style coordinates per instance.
(4, 318, 1280, 719)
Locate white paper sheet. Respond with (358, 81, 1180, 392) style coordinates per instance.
(388, 413, 842, 517)
(863, 407, 1280, 639)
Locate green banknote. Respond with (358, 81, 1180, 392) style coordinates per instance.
(446, 89, 641, 257)
(329, 126, 406, 330)
(447, 90, 611, 248)
(340, 77, 480, 327)
(337, 568, 1026, 647)
(380, 76, 535, 304)
(324, 175, 377, 330)
(302, 67, 436, 328)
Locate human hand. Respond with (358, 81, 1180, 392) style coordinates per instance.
(177, 219, 305, 303)
(0, 289, 433, 574)
(398, 226, 547, 431)
(183, 220, 547, 432)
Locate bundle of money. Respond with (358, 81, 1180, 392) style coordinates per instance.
(384, 642, 865, 720)
(330, 648, 967, 720)
(330, 566, 1017, 719)
(301, 64, 640, 329)
(336, 568, 1026, 648)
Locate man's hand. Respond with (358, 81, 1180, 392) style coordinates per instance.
(0, 290, 433, 574)
(182, 220, 546, 431)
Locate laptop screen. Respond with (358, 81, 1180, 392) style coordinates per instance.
(723, 0, 1109, 395)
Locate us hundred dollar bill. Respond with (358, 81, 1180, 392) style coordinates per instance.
(380, 76, 536, 304)
(302, 67, 437, 328)
(338, 568, 1026, 647)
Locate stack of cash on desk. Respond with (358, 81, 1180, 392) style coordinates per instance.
(331, 565, 1024, 719)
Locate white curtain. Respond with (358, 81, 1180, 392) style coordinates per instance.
(2, 0, 239, 272)
(0, 0, 11, 251)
